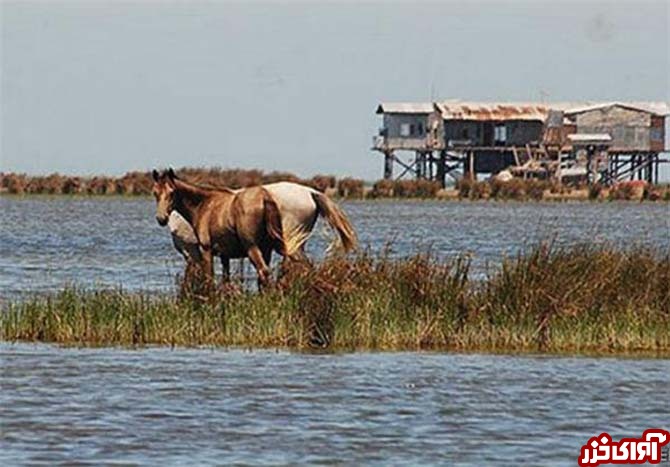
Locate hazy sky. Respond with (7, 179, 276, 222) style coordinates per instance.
(1, 0, 668, 178)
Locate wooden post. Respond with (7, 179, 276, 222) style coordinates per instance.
(437, 150, 447, 188)
(586, 145, 594, 186)
(645, 155, 651, 183)
(428, 152, 434, 180)
(469, 151, 475, 181)
(383, 151, 393, 180)
(512, 146, 520, 166)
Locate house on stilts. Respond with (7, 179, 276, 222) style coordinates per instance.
(372, 100, 670, 186)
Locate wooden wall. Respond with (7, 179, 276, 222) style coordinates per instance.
(574, 106, 653, 152)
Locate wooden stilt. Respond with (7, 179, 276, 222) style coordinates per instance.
(437, 151, 446, 188)
(469, 151, 475, 181)
(384, 151, 393, 180)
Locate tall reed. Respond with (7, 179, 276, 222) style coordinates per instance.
(2, 244, 668, 354)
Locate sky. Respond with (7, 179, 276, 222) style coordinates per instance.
(1, 0, 668, 179)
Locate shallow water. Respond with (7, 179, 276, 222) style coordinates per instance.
(1, 344, 668, 465)
(1, 199, 669, 465)
(1, 196, 668, 297)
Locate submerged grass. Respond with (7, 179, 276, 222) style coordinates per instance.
(2, 244, 669, 354)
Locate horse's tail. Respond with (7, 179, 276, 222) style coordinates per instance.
(311, 192, 357, 252)
(262, 189, 286, 255)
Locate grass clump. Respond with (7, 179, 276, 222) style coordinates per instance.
(608, 181, 647, 201)
(457, 178, 490, 200)
(336, 177, 365, 199)
(2, 244, 669, 354)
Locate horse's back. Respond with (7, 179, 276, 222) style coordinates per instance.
(262, 182, 318, 232)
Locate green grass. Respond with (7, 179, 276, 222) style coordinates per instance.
(2, 244, 669, 354)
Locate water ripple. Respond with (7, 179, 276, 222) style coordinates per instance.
(1, 197, 668, 297)
(2, 345, 668, 465)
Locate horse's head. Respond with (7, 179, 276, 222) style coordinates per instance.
(151, 168, 177, 226)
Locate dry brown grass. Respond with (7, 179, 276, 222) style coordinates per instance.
(3, 244, 668, 354)
(2, 170, 669, 202)
(337, 178, 365, 198)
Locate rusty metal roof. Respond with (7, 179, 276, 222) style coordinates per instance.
(436, 101, 553, 121)
(376, 100, 670, 118)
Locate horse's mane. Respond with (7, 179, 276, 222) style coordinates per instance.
(174, 177, 236, 195)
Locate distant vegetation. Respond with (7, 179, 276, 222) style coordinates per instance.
(1, 169, 669, 201)
(0, 169, 337, 196)
(3, 244, 668, 354)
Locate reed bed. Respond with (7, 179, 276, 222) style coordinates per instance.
(4, 170, 669, 201)
(0, 169, 346, 197)
(2, 244, 668, 354)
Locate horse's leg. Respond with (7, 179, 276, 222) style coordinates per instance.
(220, 256, 230, 282)
(263, 249, 272, 269)
(238, 258, 245, 282)
(179, 259, 193, 297)
(201, 246, 215, 290)
(247, 245, 271, 290)
(295, 245, 311, 264)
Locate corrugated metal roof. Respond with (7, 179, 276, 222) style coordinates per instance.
(564, 102, 670, 116)
(376, 103, 436, 114)
(436, 101, 553, 121)
(376, 100, 670, 119)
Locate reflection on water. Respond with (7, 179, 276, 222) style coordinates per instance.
(1, 344, 668, 465)
(1, 197, 668, 296)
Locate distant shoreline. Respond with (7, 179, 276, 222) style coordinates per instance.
(2, 169, 669, 202)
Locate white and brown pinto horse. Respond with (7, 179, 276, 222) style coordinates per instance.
(152, 169, 356, 287)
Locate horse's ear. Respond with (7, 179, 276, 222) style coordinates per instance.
(152, 169, 159, 182)
(167, 167, 177, 180)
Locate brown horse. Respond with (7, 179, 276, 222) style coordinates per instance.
(152, 168, 288, 288)
(166, 180, 357, 275)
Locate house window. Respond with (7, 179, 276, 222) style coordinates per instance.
(400, 123, 411, 137)
(462, 128, 469, 139)
(651, 128, 663, 141)
(494, 124, 507, 144)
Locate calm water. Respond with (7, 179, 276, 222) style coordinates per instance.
(1, 196, 668, 296)
(1, 344, 668, 466)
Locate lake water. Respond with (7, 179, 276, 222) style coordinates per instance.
(1, 196, 669, 297)
(1, 344, 668, 465)
(2, 197, 669, 466)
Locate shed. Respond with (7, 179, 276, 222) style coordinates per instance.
(565, 103, 666, 153)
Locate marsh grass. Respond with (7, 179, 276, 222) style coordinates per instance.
(2, 244, 669, 354)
